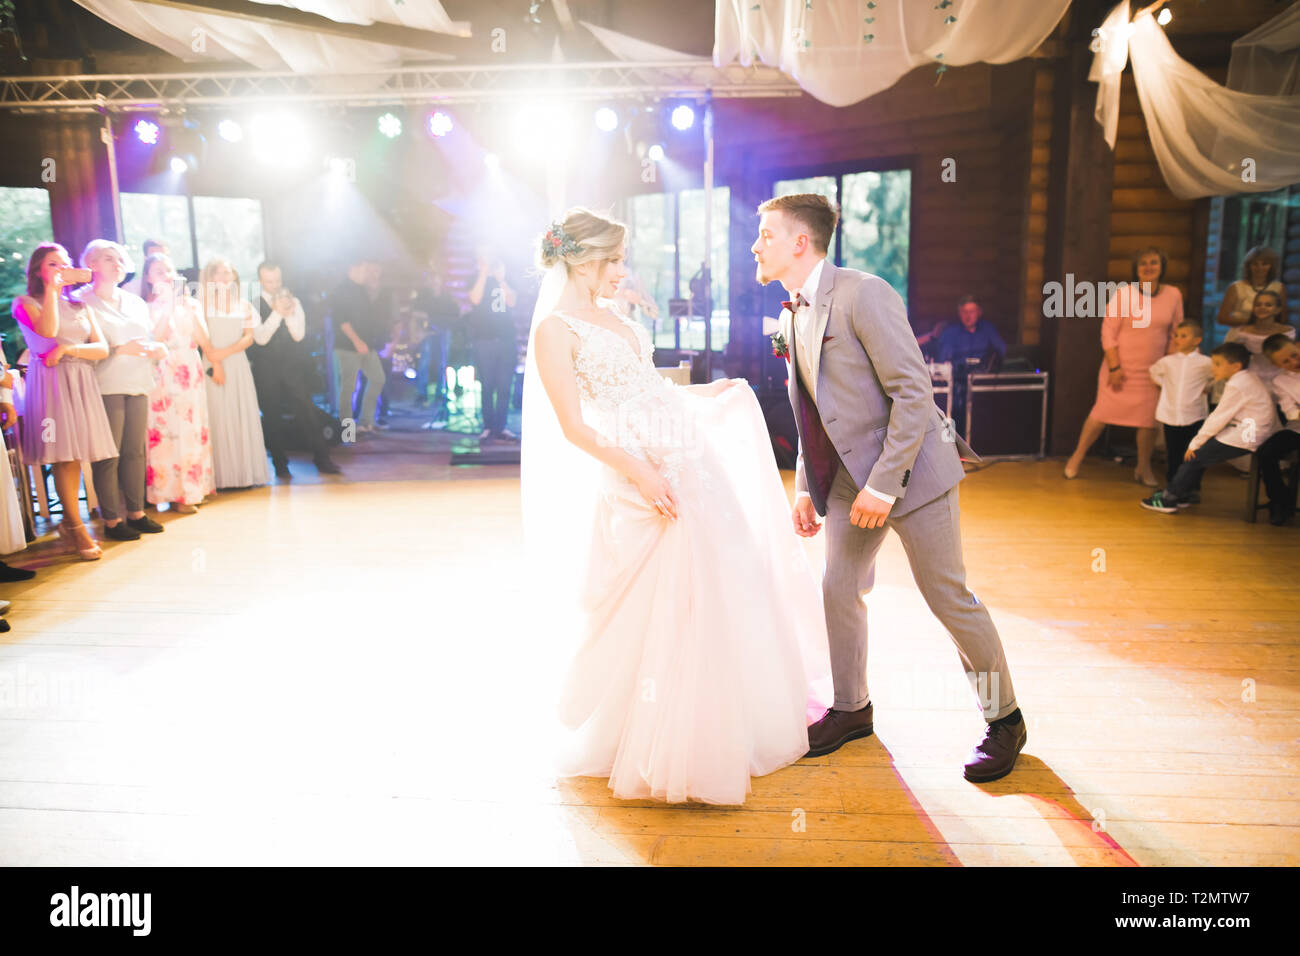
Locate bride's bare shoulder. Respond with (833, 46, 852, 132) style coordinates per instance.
(536, 313, 581, 352)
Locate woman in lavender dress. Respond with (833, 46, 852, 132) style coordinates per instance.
(10, 243, 117, 560)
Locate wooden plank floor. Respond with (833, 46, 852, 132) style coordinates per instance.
(0, 454, 1296, 866)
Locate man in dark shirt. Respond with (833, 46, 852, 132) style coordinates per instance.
(410, 263, 461, 407)
(250, 261, 339, 477)
(467, 247, 518, 441)
(937, 295, 1007, 434)
(332, 259, 390, 434)
(937, 295, 1007, 367)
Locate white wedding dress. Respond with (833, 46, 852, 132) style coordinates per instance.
(523, 295, 833, 806)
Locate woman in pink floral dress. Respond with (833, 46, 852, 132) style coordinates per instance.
(142, 254, 215, 512)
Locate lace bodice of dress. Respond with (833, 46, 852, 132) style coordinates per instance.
(552, 309, 698, 491)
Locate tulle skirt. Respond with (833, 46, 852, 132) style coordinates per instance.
(554, 384, 833, 805)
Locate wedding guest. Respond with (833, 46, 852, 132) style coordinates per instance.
(1224, 290, 1294, 389)
(1258, 334, 1300, 525)
(122, 238, 168, 298)
(1148, 320, 1214, 493)
(1064, 246, 1182, 485)
(936, 295, 1006, 366)
(467, 247, 518, 441)
(0, 355, 36, 582)
(1141, 343, 1277, 513)
(77, 240, 167, 541)
(410, 262, 460, 407)
(331, 259, 389, 434)
(1216, 245, 1286, 330)
(199, 259, 269, 489)
(250, 262, 339, 478)
(141, 253, 214, 513)
(11, 243, 117, 560)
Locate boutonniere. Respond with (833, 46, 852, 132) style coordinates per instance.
(822, 335, 834, 344)
(770, 330, 789, 360)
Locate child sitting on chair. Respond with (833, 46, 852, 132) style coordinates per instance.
(1141, 342, 1277, 514)
(1256, 334, 1300, 524)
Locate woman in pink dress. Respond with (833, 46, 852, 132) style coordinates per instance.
(142, 253, 215, 513)
(1064, 247, 1182, 485)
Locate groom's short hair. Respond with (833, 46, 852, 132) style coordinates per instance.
(757, 194, 839, 255)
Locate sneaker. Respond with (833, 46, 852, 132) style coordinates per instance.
(499, 429, 519, 441)
(1140, 491, 1178, 514)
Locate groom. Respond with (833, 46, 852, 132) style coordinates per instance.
(754, 193, 1026, 782)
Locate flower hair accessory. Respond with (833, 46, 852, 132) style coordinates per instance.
(543, 222, 585, 261)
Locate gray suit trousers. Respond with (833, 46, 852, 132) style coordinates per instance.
(822, 461, 1018, 721)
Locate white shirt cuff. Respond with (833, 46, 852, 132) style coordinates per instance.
(865, 484, 897, 505)
(795, 490, 811, 499)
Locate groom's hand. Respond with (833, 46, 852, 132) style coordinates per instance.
(792, 496, 822, 537)
(850, 490, 892, 530)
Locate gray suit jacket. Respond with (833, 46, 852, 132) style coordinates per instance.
(783, 261, 979, 518)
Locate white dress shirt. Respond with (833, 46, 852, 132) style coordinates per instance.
(1270, 369, 1300, 433)
(790, 258, 896, 506)
(1190, 369, 1277, 453)
(1148, 350, 1214, 426)
(253, 292, 306, 345)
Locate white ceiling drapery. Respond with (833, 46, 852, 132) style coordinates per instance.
(1227, 0, 1300, 96)
(72, 0, 464, 72)
(712, 0, 1071, 107)
(1092, 5, 1300, 199)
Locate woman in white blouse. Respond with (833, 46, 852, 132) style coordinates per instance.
(76, 240, 168, 542)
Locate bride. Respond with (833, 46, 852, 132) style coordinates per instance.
(523, 207, 832, 805)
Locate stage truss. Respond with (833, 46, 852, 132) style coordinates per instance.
(0, 61, 802, 113)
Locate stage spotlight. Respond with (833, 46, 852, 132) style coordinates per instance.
(670, 104, 695, 131)
(595, 106, 619, 132)
(217, 119, 243, 143)
(427, 111, 453, 138)
(1156, 7, 1172, 25)
(169, 156, 189, 173)
(250, 112, 310, 168)
(134, 119, 160, 145)
(648, 143, 665, 162)
(378, 112, 402, 138)
(484, 152, 500, 171)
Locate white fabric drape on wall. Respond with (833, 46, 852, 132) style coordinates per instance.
(72, 0, 462, 72)
(1227, 0, 1300, 96)
(1089, 0, 1130, 149)
(713, 0, 1071, 107)
(1102, 11, 1300, 199)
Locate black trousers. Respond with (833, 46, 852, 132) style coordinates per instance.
(475, 341, 515, 435)
(253, 364, 332, 466)
(1162, 421, 1204, 489)
(1259, 429, 1300, 510)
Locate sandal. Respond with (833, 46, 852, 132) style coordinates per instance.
(57, 521, 102, 561)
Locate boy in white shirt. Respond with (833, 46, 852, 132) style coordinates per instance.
(1142, 342, 1278, 513)
(1257, 334, 1300, 524)
(1148, 320, 1214, 496)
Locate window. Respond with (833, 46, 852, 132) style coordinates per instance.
(0, 186, 54, 360)
(774, 169, 911, 304)
(1202, 186, 1293, 345)
(121, 192, 195, 271)
(840, 170, 911, 305)
(194, 196, 265, 285)
(625, 186, 731, 352)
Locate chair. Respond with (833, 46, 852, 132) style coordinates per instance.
(1245, 441, 1300, 523)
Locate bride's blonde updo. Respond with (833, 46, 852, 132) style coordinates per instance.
(536, 207, 627, 275)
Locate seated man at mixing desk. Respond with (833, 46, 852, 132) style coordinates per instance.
(938, 295, 1007, 434)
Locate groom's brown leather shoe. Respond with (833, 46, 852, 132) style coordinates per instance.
(805, 703, 874, 757)
(963, 711, 1027, 782)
